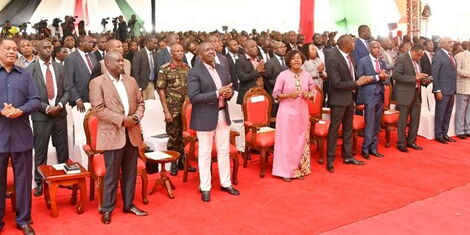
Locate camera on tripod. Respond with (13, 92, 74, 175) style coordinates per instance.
(52, 18, 62, 27)
(101, 17, 110, 27)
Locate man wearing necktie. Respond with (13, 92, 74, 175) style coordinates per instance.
(225, 39, 240, 91)
(131, 36, 158, 100)
(432, 37, 458, 144)
(353, 25, 372, 62)
(356, 41, 389, 159)
(265, 41, 288, 118)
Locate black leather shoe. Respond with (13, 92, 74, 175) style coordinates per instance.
(123, 206, 148, 216)
(445, 135, 456, 142)
(220, 186, 240, 196)
(435, 137, 448, 144)
(34, 184, 43, 197)
(370, 150, 384, 158)
(170, 162, 178, 176)
(326, 161, 334, 172)
(16, 224, 35, 235)
(466, 134, 470, 137)
(397, 146, 409, 152)
(101, 212, 111, 224)
(457, 134, 467, 140)
(406, 143, 423, 150)
(200, 190, 210, 202)
(185, 165, 197, 172)
(343, 158, 365, 165)
(361, 151, 370, 160)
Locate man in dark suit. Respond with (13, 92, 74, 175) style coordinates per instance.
(89, 51, 147, 224)
(356, 41, 389, 159)
(225, 39, 240, 91)
(117, 16, 128, 42)
(131, 36, 158, 100)
(156, 33, 186, 72)
(393, 44, 429, 152)
(64, 35, 97, 112)
(264, 41, 287, 117)
(353, 25, 371, 62)
(433, 37, 458, 143)
(0, 39, 40, 234)
(236, 40, 265, 104)
(420, 39, 434, 75)
(325, 35, 373, 172)
(93, 35, 107, 61)
(285, 31, 298, 53)
(26, 40, 70, 197)
(187, 42, 239, 202)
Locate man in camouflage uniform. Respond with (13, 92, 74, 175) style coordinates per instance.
(157, 43, 197, 175)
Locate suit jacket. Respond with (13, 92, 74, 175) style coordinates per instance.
(432, 49, 457, 95)
(393, 53, 421, 106)
(131, 48, 158, 90)
(285, 42, 298, 53)
(225, 53, 239, 91)
(353, 39, 369, 63)
(26, 60, 69, 121)
(264, 56, 286, 96)
(93, 50, 104, 62)
(64, 50, 97, 103)
(356, 56, 387, 105)
(326, 48, 358, 106)
(236, 54, 261, 104)
(455, 50, 470, 94)
(88, 73, 145, 151)
(420, 52, 432, 75)
(187, 61, 232, 131)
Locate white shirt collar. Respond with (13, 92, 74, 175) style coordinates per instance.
(338, 48, 349, 58)
(39, 57, 52, 66)
(107, 71, 122, 82)
(442, 48, 451, 55)
(77, 48, 86, 57)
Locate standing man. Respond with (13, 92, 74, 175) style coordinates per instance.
(0, 38, 40, 234)
(356, 41, 389, 159)
(325, 35, 372, 172)
(89, 51, 147, 224)
(90, 39, 132, 81)
(156, 33, 182, 72)
(131, 36, 158, 100)
(353, 25, 371, 62)
(65, 36, 97, 112)
(420, 39, 434, 75)
(156, 44, 196, 176)
(236, 40, 265, 104)
(454, 43, 470, 139)
(433, 37, 458, 144)
(225, 39, 240, 91)
(117, 16, 128, 42)
(187, 42, 240, 202)
(93, 35, 107, 61)
(285, 31, 298, 53)
(63, 36, 76, 54)
(393, 44, 428, 152)
(264, 41, 288, 117)
(26, 40, 70, 197)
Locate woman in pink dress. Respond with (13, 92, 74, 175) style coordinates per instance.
(272, 50, 316, 182)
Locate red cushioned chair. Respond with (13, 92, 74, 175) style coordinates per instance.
(382, 84, 400, 147)
(181, 98, 239, 185)
(308, 85, 325, 163)
(83, 110, 148, 210)
(242, 87, 275, 178)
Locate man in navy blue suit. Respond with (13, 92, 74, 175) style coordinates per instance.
(353, 25, 372, 62)
(432, 37, 457, 144)
(356, 41, 389, 159)
(0, 39, 40, 234)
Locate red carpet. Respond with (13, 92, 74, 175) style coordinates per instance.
(2, 135, 470, 234)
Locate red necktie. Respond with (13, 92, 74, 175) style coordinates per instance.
(374, 59, 381, 73)
(45, 62, 55, 100)
(346, 54, 354, 78)
(412, 60, 421, 93)
(85, 53, 94, 71)
(448, 52, 456, 69)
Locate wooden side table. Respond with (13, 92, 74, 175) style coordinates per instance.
(146, 150, 180, 199)
(38, 163, 90, 218)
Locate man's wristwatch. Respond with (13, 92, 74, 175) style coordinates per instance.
(132, 114, 140, 123)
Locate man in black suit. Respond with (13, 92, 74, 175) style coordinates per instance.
(117, 16, 128, 42)
(285, 31, 298, 53)
(131, 36, 158, 100)
(420, 39, 434, 75)
(93, 35, 107, 61)
(256, 35, 270, 62)
(325, 35, 373, 172)
(264, 41, 287, 117)
(26, 40, 70, 197)
(236, 40, 265, 104)
(225, 39, 240, 91)
(393, 44, 429, 152)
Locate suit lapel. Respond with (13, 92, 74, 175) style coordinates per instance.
(52, 61, 63, 99)
(199, 63, 217, 90)
(76, 52, 90, 74)
(34, 61, 46, 89)
(405, 53, 416, 75)
(103, 73, 124, 108)
(215, 64, 228, 85)
(335, 48, 351, 79)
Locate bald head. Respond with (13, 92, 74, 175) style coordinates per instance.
(104, 51, 124, 75)
(166, 33, 180, 47)
(170, 44, 184, 62)
(105, 39, 124, 55)
(198, 42, 215, 64)
(244, 40, 258, 57)
(337, 35, 354, 53)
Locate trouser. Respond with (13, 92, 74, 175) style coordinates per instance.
(0, 150, 33, 227)
(454, 94, 470, 135)
(142, 82, 155, 100)
(196, 111, 231, 191)
(362, 95, 384, 152)
(435, 94, 455, 139)
(327, 103, 354, 162)
(397, 90, 421, 147)
(101, 132, 138, 213)
(166, 114, 185, 167)
(33, 117, 69, 185)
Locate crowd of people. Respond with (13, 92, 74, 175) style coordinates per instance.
(0, 17, 469, 234)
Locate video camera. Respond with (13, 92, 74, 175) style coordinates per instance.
(52, 18, 62, 27)
(32, 19, 48, 31)
(101, 17, 110, 27)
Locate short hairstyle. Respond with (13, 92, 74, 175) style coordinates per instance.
(358, 25, 369, 35)
(300, 43, 317, 60)
(411, 43, 424, 52)
(423, 39, 432, 47)
(145, 36, 156, 44)
(284, 50, 305, 68)
(52, 46, 63, 59)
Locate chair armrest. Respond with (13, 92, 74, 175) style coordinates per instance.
(83, 144, 96, 157)
(138, 143, 148, 163)
(229, 130, 240, 145)
(244, 121, 260, 132)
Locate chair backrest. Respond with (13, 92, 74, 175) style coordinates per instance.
(141, 99, 166, 138)
(243, 87, 272, 127)
(384, 84, 393, 109)
(307, 85, 324, 120)
(72, 103, 92, 144)
(182, 98, 196, 135)
(83, 109, 99, 151)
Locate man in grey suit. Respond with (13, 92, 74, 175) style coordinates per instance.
(187, 42, 239, 202)
(131, 36, 158, 100)
(26, 40, 70, 197)
(265, 41, 287, 117)
(433, 37, 458, 144)
(64, 35, 96, 112)
(393, 44, 429, 152)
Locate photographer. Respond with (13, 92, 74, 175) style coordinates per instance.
(128, 15, 138, 39)
(48, 18, 63, 39)
(62, 15, 76, 39)
(0, 20, 20, 39)
(117, 15, 128, 42)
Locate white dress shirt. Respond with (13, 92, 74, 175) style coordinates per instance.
(339, 48, 355, 78)
(39, 58, 60, 109)
(107, 72, 129, 116)
(77, 49, 92, 73)
(425, 50, 433, 64)
(185, 52, 194, 68)
(316, 46, 325, 63)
